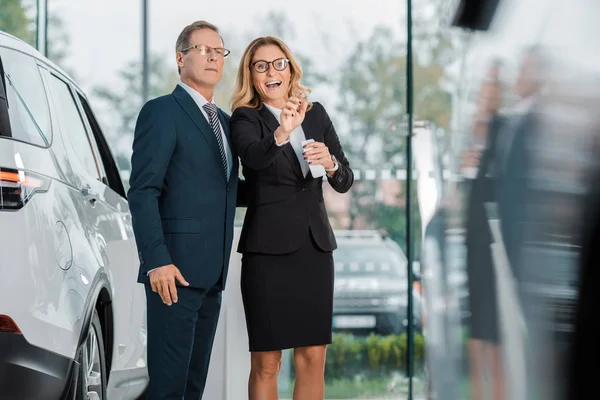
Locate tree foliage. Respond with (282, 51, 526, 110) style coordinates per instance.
(0, 0, 36, 45)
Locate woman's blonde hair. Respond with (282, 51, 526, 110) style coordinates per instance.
(230, 36, 312, 112)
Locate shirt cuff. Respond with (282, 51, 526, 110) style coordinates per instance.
(275, 133, 290, 147)
(147, 268, 157, 276)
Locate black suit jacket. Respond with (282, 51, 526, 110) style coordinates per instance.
(128, 85, 241, 289)
(495, 111, 535, 275)
(465, 116, 504, 247)
(230, 101, 353, 254)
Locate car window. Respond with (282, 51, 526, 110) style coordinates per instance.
(0, 56, 9, 139)
(47, 74, 100, 180)
(0, 47, 51, 146)
(334, 243, 407, 276)
(77, 93, 126, 198)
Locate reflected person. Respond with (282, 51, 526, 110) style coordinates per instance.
(461, 60, 505, 400)
(494, 47, 543, 279)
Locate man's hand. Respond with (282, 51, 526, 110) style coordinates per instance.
(149, 264, 189, 306)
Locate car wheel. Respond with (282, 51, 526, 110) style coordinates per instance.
(76, 310, 107, 400)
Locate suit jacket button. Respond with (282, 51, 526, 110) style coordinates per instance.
(301, 185, 308, 191)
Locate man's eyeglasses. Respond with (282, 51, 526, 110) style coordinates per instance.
(251, 58, 290, 73)
(182, 44, 230, 59)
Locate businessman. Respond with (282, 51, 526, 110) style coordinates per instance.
(128, 20, 242, 399)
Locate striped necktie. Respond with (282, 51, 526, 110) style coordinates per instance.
(202, 103, 228, 176)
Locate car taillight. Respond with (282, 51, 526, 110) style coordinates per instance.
(0, 315, 21, 333)
(0, 167, 50, 210)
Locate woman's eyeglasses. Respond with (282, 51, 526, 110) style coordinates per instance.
(251, 58, 290, 73)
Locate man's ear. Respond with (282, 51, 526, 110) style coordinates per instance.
(176, 52, 185, 69)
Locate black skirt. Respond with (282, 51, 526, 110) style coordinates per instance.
(240, 232, 334, 352)
(466, 238, 500, 343)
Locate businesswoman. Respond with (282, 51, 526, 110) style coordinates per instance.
(230, 36, 354, 399)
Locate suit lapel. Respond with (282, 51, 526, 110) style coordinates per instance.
(172, 86, 225, 178)
(258, 106, 304, 180)
(300, 108, 318, 142)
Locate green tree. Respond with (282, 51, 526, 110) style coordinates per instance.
(241, 11, 332, 88)
(0, 0, 35, 44)
(46, 11, 70, 70)
(338, 25, 452, 164)
(333, 0, 467, 257)
(412, 0, 473, 129)
(0, 1, 72, 73)
(336, 25, 448, 233)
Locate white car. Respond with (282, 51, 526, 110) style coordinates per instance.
(0, 31, 147, 399)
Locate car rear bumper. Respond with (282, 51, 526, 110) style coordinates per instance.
(0, 332, 78, 399)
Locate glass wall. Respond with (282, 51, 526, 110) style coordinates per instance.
(11, 0, 427, 398)
(420, 0, 600, 399)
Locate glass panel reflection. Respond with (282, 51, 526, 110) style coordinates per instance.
(422, 0, 600, 399)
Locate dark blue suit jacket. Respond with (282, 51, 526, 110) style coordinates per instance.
(128, 85, 240, 289)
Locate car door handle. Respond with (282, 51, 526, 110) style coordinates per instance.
(80, 185, 98, 203)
